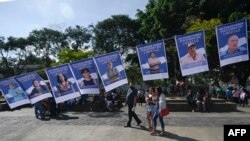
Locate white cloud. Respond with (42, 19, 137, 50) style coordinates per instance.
(59, 2, 75, 20)
(0, 0, 14, 3)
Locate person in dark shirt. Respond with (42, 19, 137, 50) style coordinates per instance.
(30, 80, 49, 99)
(186, 89, 197, 112)
(124, 83, 142, 127)
(80, 68, 97, 86)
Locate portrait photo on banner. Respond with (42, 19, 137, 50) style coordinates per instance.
(175, 30, 209, 76)
(69, 58, 99, 94)
(94, 51, 128, 92)
(216, 19, 249, 66)
(45, 64, 80, 103)
(15, 72, 52, 104)
(136, 40, 169, 81)
(0, 78, 30, 109)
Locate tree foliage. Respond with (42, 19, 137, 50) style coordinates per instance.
(27, 28, 67, 67)
(65, 25, 91, 51)
(53, 48, 95, 66)
(92, 15, 143, 54)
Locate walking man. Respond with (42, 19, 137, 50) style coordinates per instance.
(124, 83, 142, 127)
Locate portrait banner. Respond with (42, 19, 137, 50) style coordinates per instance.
(69, 58, 99, 94)
(15, 72, 52, 104)
(136, 40, 169, 81)
(0, 78, 30, 109)
(45, 64, 81, 103)
(216, 19, 249, 66)
(94, 51, 128, 92)
(175, 30, 209, 76)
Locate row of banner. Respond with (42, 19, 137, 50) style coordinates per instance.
(0, 19, 249, 109)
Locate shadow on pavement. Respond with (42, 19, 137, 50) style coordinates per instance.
(87, 111, 123, 118)
(163, 131, 198, 141)
(129, 126, 198, 141)
(54, 113, 79, 120)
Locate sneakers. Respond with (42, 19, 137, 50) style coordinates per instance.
(124, 125, 131, 128)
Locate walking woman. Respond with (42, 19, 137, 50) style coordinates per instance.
(151, 87, 166, 136)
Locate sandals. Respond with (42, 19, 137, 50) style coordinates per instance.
(150, 131, 157, 136)
(159, 131, 165, 136)
(148, 127, 153, 132)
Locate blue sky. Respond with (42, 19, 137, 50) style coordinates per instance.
(0, 0, 148, 38)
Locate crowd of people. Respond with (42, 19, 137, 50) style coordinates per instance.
(185, 85, 249, 113)
(25, 80, 250, 137)
(186, 87, 213, 112)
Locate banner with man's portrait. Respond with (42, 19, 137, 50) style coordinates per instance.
(0, 78, 30, 109)
(216, 19, 249, 66)
(175, 30, 209, 76)
(94, 51, 128, 92)
(136, 40, 169, 81)
(45, 64, 81, 103)
(69, 58, 99, 94)
(15, 72, 52, 104)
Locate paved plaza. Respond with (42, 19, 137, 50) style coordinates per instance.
(0, 103, 250, 141)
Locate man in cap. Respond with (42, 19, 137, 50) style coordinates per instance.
(181, 42, 206, 65)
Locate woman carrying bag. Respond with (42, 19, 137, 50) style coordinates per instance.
(151, 87, 168, 136)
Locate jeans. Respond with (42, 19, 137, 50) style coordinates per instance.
(34, 101, 45, 119)
(153, 111, 164, 129)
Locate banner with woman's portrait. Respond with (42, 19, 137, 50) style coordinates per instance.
(0, 78, 30, 109)
(94, 51, 128, 92)
(216, 19, 249, 66)
(175, 30, 209, 76)
(45, 64, 81, 103)
(69, 58, 99, 94)
(136, 40, 169, 80)
(15, 72, 52, 104)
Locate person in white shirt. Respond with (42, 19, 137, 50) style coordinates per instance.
(181, 43, 206, 65)
(148, 52, 161, 74)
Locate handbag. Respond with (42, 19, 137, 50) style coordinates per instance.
(160, 107, 169, 117)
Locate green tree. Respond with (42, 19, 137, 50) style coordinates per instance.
(65, 25, 92, 51)
(125, 65, 142, 84)
(0, 37, 14, 77)
(0, 36, 45, 77)
(92, 15, 143, 54)
(200, 0, 250, 22)
(28, 28, 67, 67)
(136, 0, 202, 41)
(53, 48, 95, 66)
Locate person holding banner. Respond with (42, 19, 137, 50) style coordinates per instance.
(182, 43, 206, 65)
(7, 82, 25, 102)
(148, 52, 161, 74)
(80, 68, 97, 86)
(221, 35, 247, 56)
(30, 80, 49, 99)
(56, 73, 73, 96)
(106, 62, 120, 83)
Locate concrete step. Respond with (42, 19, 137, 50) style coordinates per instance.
(166, 97, 226, 103)
(167, 102, 237, 112)
(0, 99, 6, 104)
